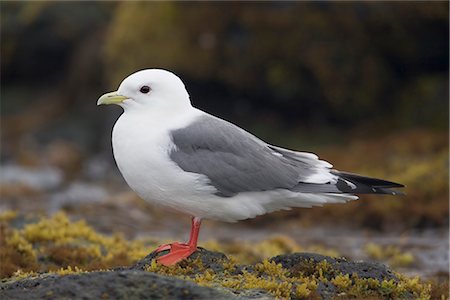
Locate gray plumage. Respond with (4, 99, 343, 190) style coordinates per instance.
(170, 115, 404, 197)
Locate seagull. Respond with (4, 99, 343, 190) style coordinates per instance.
(97, 69, 403, 266)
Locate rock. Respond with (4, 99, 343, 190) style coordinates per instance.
(0, 270, 239, 300)
(48, 182, 108, 212)
(316, 281, 337, 300)
(1, 249, 425, 300)
(132, 247, 230, 273)
(270, 252, 398, 281)
(0, 165, 62, 190)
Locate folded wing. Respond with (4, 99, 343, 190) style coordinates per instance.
(169, 114, 404, 197)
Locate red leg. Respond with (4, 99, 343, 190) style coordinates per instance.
(187, 216, 201, 248)
(154, 217, 202, 266)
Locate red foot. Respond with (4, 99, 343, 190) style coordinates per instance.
(154, 242, 198, 266)
(153, 217, 202, 266)
(154, 243, 172, 253)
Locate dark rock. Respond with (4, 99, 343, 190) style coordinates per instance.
(0, 270, 238, 300)
(234, 288, 273, 299)
(132, 247, 230, 273)
(270, 252, 398, 282)
(316, 281, 337, 300)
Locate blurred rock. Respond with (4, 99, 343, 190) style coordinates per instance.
(0, 165, 62, 190)
(49, 182, 108, 212)
(82, 156, 113, 181)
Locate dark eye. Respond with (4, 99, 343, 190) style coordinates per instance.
(140, 86, 150, 94)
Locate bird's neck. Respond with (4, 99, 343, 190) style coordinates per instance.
(118, 106, 203, 134)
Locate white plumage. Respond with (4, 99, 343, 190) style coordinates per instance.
(102, 69, 357, 222)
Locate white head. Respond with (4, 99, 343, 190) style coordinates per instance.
(97, 69, 192, 113)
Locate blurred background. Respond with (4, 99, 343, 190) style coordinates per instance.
(1, 2, 448, 281)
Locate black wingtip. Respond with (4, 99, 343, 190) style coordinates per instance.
(332, 171, 405, 195)
(333, 171, 404, 188)
(375, 187, 406, 196)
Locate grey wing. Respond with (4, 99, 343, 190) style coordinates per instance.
(170, 114, 404, 197)
(169, 114, 324, 197)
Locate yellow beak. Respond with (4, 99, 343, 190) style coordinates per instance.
(97, 91, 128, 105)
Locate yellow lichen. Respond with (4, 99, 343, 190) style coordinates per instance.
(55, 266, 86, 276)
(144, 257, 200, 278)
(0, 210, 18, 223)
(5, 230, 36, 259)
(364, 243, 415, 268)
(315, 259, 333, 280)
(380, 279, 397, 296)
(1, 212, 152, 278)
(11, 269, 39, 280)
(331, 273, 352, 290)
(295, 283, 312, 298)
(364, 243, 384, 260)
(0, 212, 438, 299)
(255, 259, 289, 278)
(194, 269, 216, 286)
(237, 270, 293, 299)
(391, 252, 415, 268)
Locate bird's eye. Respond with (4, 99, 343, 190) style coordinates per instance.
(140, 86, 150, 94)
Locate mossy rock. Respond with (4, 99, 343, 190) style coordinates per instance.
(132, 247, 230, 273)
(1, 249, 431, 300)
(270, 252, 398, 281)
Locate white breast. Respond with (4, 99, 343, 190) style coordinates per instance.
(111, 109, 218, 216)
